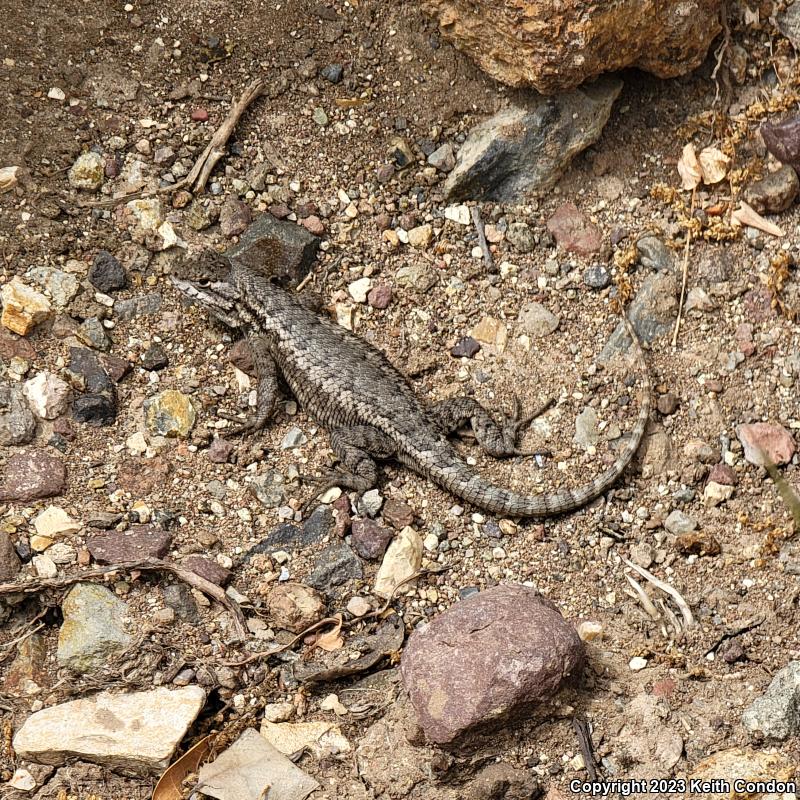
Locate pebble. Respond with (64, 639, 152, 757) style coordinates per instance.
(427, 143, 455, 172)
(33, 506, 81, 537)
(141, 342, 168, 371)
(656, 392, 679, 416)
(629, 656, 648, 671)
(451, 336, 481, 358)
(281, 426, 307, 449)
(1, 278, 53, 335)
(573, 407, 598, 450)
(358, 488, 383, 517)
(348, 277, 372, 303)
(163, 584, 199, 622)
(312, 107, 329, 126)
(351, 519, 393, 560)
(736, 422, 796, 467)
(674, 531, 721, 556)
(191, 107, 209, 121)
(0, 449, 67, 502)
(266, 582, 326, 633)
(546, 202, 602, 256)
(68, 151, 104, 191)
(321, 63, 343, 83)
(144, 389, 196, 437)
(208, 437, 235, 463)
(0, 383, 37, 446)
(301, 215, 325, 235)
(32, 554, 58, 578)
(703, 481, 734, 507)
(367, 284, 392, 309)
(89, 250, 127, 292)
(664, 509, 697, 536)
(22, 371, 71, 419)
(407, 224, 433, 248)
(517, 302, 559, 338)
(382, 498, 415, 529)
(374, 526, 422, 599)
(0, 532, 22, 581)
(470, 316, 507, 351)
(636, 235, 674, 272)
(307, 543, 363, 592)
(583, 264, 611, 289)
(743, 165, 800, 214)
(506, 221, 537, 252)
(577, 621, 603, 642)
(77, 317, 111, 351)
(444, 204, 471, 225)
(219, 197, 251, 238)
(27, 266, 80, 308)
(115, 292, 163, 320)
(742, 661, 800, 740)
(347, 596, 370, 617)
(87, 525, 171, 563)
(708, 463, 737, 485)
(183, 555, 231, 586)
(57, 583, 133, 672)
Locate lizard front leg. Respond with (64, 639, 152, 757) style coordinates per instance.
(229, 335, 280, 436)
(431, 396, 552, 458)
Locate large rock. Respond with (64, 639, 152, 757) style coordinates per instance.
(742, 661, 800, 740)
(0, 449, 67, 501)
(422, 0, 721, 93)
(443, 77, 621, 201)
(12, 686, 206, 774)
(225, 213, 320, 288)
(736, 422, 796, 467)
(401, 585, 583, 743)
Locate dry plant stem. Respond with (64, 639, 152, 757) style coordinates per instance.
(571, 716, 598, 781)
(672, 186, 696, 347)
(0, 558, 247, 640)
(623, 558, 695, 629)
(470, 206, 493, 270)
(624, 573, 659, 619)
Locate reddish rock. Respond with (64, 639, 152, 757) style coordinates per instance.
(208, 438, 235, 464)
(99, 353, 133, 383)
(651, 678, 677, 698)
(736, 422, 796, 467)
(228, 339, 256, 375)
(191, 107, 209, 122)
(367, 284, 393, 310)
(183, 555, 231, 586)
(300, 215, 325, 236)
(0, 328, 36, 361)
(332, 494, 352, 538)
(674, 531, 721, 557)
(52, 416, 76, 440)
(266, 582, 326, 633)
(382, 498, 415, 529)
(735, 323, 755, 357)
(0, 532, 22, 581)
(87, 525, 172, 563)
(269, 204, 291, 219)
(743, 286, 777, 323)
(351, 518, 393, 560)
(0, 449, 67, 502)
(401, 585, 584, 744)
(116, 456, 171, 495)
(708, 463, 737, 486)
(546, 203, 602, 256)
(220, 198, 252, 238)
(4, 633, 48, 694)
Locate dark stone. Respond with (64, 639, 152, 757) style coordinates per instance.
(708, 463, 737, 486)
(743, 165, 800, 215)
(244, 522, 320, 560)
(207, 437, 235, 463)
(637, 235, 675, 272)
(321, 63, 343, 83)
(0, 449, 67, 502)
(219, 197, 252, 238)
(451, 337, 481, 358)
(86, 525, 172, 563)
(583, 264, 611, 290)
(0, 328, 36, 362)
(351, 518, 393, 560)
(0, 383, 37, 446)
(443, 77, 622, 202)
(228, 339, 256, 375)
(100, 353, 133, 383)
(303, 505, 335, 541)
(72, 394, 117, 426)
(88, 250, 128, 292)
(761, 115, 800, 174)
(401, 585, 584, 744)
(67, 347, 114, 394)
(162, 583, 200, 622)
(307, 543, 363, 592)
(224, 214, 320, 288)
(0, 532, 22, 581)
(141, 342, 169, 371)
(183, 555, 231, 586)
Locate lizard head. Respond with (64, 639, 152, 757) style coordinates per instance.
(170, 250, 243, 328)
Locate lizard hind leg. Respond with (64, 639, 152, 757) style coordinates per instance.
(228, 336, 279, 436)
(431, 395, 553, 458)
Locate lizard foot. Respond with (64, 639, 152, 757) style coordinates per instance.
(499, 395, 554, 455)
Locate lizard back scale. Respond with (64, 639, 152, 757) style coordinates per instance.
(171, 251, 651, 518)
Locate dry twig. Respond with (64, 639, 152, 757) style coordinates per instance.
(672, 186, 696, 347)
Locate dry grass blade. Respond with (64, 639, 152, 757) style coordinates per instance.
(153, 736, 214, 800)
(763, 455, 800, 533)
(624, 573, 660, 620)
(622, 558, 695, 630)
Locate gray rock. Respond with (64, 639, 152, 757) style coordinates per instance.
(517, 302, 559, 338)
(777, 3, 800, 48)
(584, 264, 611, 289)
(505, 221, 537, 252)
(281, 426, 307, 449)
(77, 317, 112, 351)
(636, 235, 675, 272)
(57, 583, 133, 673)
(742, 661, 800, 740)
(443, 76, 622, 201)
(321, 63, 343, 83)
(664, 509, 697, 536)
(573, 406, 599, 450)
(302, 505, 335, 541)
(0, 383, 37, 446)
(115, 292, 162, 321)
(401, 585, 584, 743)
(248, 471, 287, 509)
(599, 271, 678, 361)
(357, 488, 383, 517)
(427, 143, 455, 172)
(162, 583, 199, 623)
(225, 213, 320, 288)
(307, 543, 363, 593)
(743, 165, 800, 215)
(89, 251, 128, 292)
(26, 266, 80, 308)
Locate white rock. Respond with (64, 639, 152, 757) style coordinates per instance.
(32, 555, 57, 578)
(348, 277, 372, 303)
(577, 621, 603, 642)
(263, 701, 295, 723)
(423, 533, 439, 552)
(261, 719, 351, 759)
(48, 87, 66, 101)
(127, 197, 163, 231)
(444, 204, 471, 225)
(23, 371, 71, 419)
(68, 152, 104, 191)
(126, 431, 148, 455)
(703, 480, 734, 507)
(33, 506, 81, 537)
(9, 768, 36, 791)
(12, 686, 206, 774)
(629, 656, 648, 671)
(346, 596, 370, 617)
(374, 526, 423, 599)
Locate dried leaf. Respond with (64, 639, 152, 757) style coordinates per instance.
(677, 143, 702, 190)
(315, 614, 344, 652)
(152, 735, 213, 800)
(731, 201, 785, 237)
(698, 146, 729, 184)
(761, 115, 800, 172)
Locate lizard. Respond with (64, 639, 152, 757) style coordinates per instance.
(170, 250, 651, 518)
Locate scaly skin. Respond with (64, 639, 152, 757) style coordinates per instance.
(171, 252, 651, 517)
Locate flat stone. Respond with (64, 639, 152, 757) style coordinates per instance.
(57, 583, 133, 673)
(183, 555, 231, 586)
(382, 498, 415, 529)
(743, 165, 800, 215)
(68, 151, 104, 191)
(664, 509, 697, 536)
(583, 264, 611, 290)
(266, 582, 327, 633)
(401, 585, 584, 743)
(87, 525, 172, 563)
(517, 302, 559, 337)
(443, 78, 622, 201)
(0, 382, 37, 446)
(144, 389, 196, 437)
(4, 633, 48, 694)
(224, 214, 320, 288)
(207, 437, 235, 463)
(637, 235, 675, 272)
(26, 266, 80, 308)
(742, 661, 800, 740)
(451, 336, 481, 358)
(674, 531, 721, 557)
(573, 406, 598, 450)
(23, 371, 72, 419)
(114, 292, 162, 320)
(1, 278, 53, 335)
(33, 506, 81, 537)
(374, 526, 422, 599)
(307, 543, 363, 593)
(351, 518, 393, 560)
(12, 686, 205, 774)
(547, 202, 602, 256)
(0, 449, 67, 502)
(736, 422, 796, 467)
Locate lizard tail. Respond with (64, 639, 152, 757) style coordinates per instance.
(430, 316, 651, 518)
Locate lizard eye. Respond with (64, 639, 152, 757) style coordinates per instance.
(198, 279, 211, 287)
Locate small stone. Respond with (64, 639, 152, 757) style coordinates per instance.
(0, 449, 67, 502)
(183, 555, 231, 586)
(77, 317, 112, 351)
(281, 426, 307, 449)
(348, 277, 372, 303)
(153, 146, 175, 166)
(636, 235, 674, 272)
(742, 661, 800, 740)
(450, 336, 481, 358)
(470, 316, 507, 351)
(9, 769, 37, 792)
(358, 488, 383, 517)
(33, 554, 58, 577)
(191, 107, 209, 121)
(736, 422, 796, 467)
(407, 224, 433, 249)
(68, 151, 104, 191)
(367, 284, 392, 309)
(577, 621, 603, 642)
(743, 165, 800, 215)
(89, 251, 128, 292)
(656, 392, 679, 416)
(664, 509, 697, 536)
(87, 525, 171, 563)
(73, 393, 117, 426)
(312, 107, 328, 126)
(33, 506, 81, 538)
(208, 437, 235, 463)
(321, 63, 343, 83)
(427, 143, 455, 172)
(1, 278, 53, 335)
(300, 215, 325, 236)
(0, 383, 37, 446)
(583, 264, 611, 289)
(708, 463, 737, 485)
(382, 498, 415, 529)
(703, 481, 734, 507)
(263, 702, 295, 723)
(144, 389, 196, 437)
(347, 596, 370, 617)
(374, 526, 422, 599)
(308, 543, 363, 592)
(351, 518, 393, 560)
(219, 197, 251, 238)
(506, 222, 537, 252)
(141, 342, 168, 371)
(674, 531, 721, 557)
(517, 302, 559, 338)
(12, 686, 205, 774)
(573, 407, 598, 450)
(27, 266, 80, 308)
(629, 656, 648, 671)
(266, 582, 326, 633)
(57, 583, 133, 673)
(23, 371, 72, 419)
(115, 292, 163, 320)
(546, 202, 602, 256)
(444, 204, 471, 225)
(0, 532, 22, 581)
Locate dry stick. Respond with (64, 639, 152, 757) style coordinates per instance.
(571, 716, 599, 781)
(672, 187, 697, 347)
(0, 558, 247, 640)
(470, 206, 493, 270)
